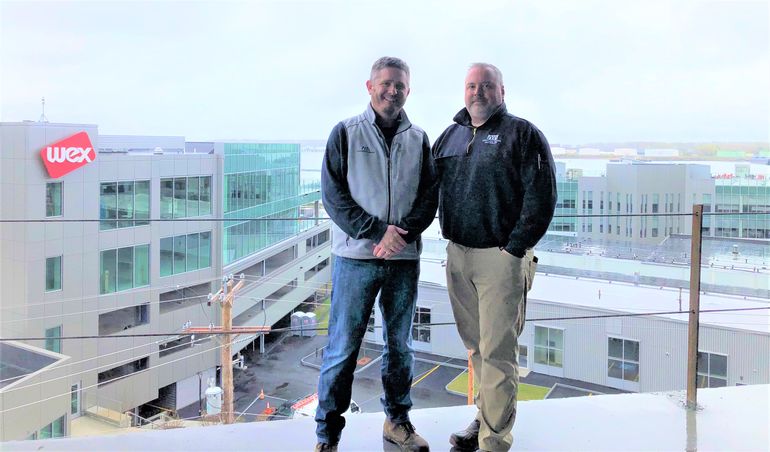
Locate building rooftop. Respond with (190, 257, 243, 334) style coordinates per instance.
(418, 259, 770, 335)
(0, 341, 67, 390)
(8, 385, 768, 451)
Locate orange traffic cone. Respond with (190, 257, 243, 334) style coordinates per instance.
(259, 388, 265, 400)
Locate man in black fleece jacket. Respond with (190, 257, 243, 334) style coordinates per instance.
(433, 63, 557, 451)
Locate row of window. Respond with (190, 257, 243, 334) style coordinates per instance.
(528, 326, 727, 388)
(382, 317, 731, 389)
(45, 233, 212, 295)
(581, 191, 686, 214)
(46, 177, 213, 228)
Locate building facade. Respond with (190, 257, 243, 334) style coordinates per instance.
(367, 258, 769, 394)
(553, 162, 770, 243)
(0, 122, 330, 441)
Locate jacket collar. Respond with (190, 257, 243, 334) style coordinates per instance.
(453, 102, 508, 129)
(364, 103, 412, 134)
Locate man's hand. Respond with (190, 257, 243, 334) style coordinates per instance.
(373, 225, 408, 259)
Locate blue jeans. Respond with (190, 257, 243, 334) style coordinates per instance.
(315, 256, 419, 444)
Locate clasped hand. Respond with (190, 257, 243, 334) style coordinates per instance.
(373, 225, 408, 259)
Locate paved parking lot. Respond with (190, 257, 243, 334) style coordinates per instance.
(178, 329, 624, 423)
(177, 331, 469, 422)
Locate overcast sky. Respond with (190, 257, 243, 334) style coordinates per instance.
(1, 0, 768, 144)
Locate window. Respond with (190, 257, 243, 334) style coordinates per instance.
(99, 180, 150, 230)
(174, 178, 186, 218)
(71, 382, 81, 416)
(38, 415, 65, 439)
(412, 306, 431, 343)
(160, 176, 212, 218)
(159, 232, 212, 277)
(46, 182, 62, 217)
(160, 178, 174, 219)
(608, 337, 639, 382)
(520, 345, 528, 368)
(45, 325, 62, 353)
(534, 326, 563, 368)
(100, 245, 150, 294)
(652, 194, 659, 213)
(697, 351, 727, 388)
(45, 256, 62, 291)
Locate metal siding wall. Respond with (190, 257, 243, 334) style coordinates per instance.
(700, 328, 770, 386)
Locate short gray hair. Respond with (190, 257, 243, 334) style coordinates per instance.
(468, 63, 504, 85)
(370, 56, 410, 80)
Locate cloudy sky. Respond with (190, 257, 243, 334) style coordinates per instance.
(1, 0, 768, 144)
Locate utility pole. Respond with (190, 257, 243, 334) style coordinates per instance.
(686, 205, 704, 410)
(467, 351, 474, 406)
(183, 274, 270, 424)
(220, 276, 239, 424)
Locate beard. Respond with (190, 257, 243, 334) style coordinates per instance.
(468, 102, 495, 120)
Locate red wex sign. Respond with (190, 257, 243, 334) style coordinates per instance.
(40, 132, 96, 178)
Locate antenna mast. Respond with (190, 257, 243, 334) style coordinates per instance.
(38, 97, 49, 123)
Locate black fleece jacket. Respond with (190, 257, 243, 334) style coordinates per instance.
(432, 103, 557, 257)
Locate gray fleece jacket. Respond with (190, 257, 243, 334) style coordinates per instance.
(321, 104, 438, 260)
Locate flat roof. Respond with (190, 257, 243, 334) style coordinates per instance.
(419, 260, 769, 335)
(0, 341, 66, 390)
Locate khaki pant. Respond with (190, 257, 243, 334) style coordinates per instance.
(446, 242, 536, 451)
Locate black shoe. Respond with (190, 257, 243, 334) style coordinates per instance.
(449, 418, 480, 451)
(314, 442, 338, 452)
(383, 419, 430, 451)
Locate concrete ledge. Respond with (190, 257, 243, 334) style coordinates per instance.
(8, 385, 768, 451)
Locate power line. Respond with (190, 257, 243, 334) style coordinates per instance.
(0, 333, 254, 413)
(3, 306, 767, 342)
(0, 334, 218, 395)
(1, 211, 769, 223)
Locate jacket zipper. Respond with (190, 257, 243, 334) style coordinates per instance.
(374, 126, 393, 223)
(466, 128, 477, 155)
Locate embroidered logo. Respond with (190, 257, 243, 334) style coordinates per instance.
(357, 145, 374, 153)
(482, 134, 501, 145)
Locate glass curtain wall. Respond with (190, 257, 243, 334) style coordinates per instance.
(714, 178, 769, 239)
(223, 143, 319, 264)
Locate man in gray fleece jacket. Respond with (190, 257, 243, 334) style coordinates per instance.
(314, 56, 437, 452)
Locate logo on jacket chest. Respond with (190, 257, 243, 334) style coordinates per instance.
(357, 145, 374, 153)
(482, 134, 501, 145)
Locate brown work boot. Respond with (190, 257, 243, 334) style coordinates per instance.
(314, 442, 338, 452)
(383, 419, 430, 451)
(449, 418, 480, 450)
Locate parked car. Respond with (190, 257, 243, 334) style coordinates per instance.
(271, 393, 360, 420)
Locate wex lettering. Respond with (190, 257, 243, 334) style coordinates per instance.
(46, 146, 93, 163)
